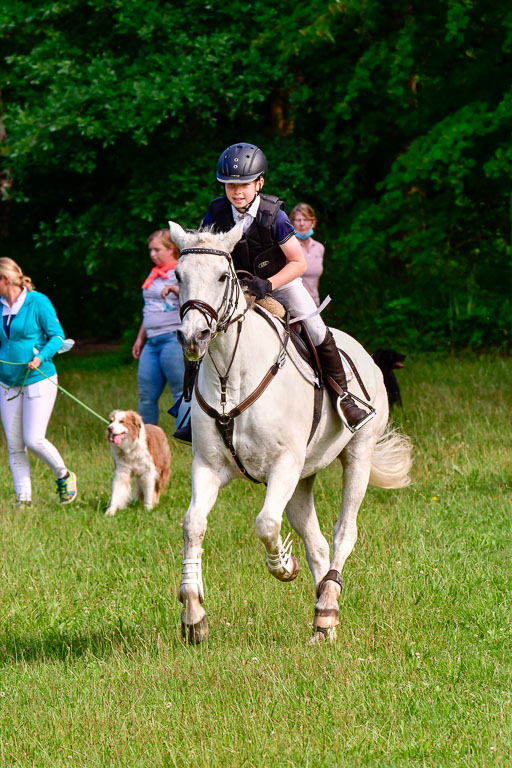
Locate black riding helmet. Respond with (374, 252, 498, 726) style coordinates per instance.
(216, 143, 267, 183)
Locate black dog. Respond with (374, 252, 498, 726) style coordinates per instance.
(371, 349, 405, 408)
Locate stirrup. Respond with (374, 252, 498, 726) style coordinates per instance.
(266, 532, 294, 573)
(337, 392, 376, 434)
(181, 557, 204, 602)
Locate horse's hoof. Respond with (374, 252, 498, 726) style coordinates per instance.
(308, 625, 337, 645)
(269, 554, 300, 582)
(287, 554, 300, 581)
(181, 615, 208, 644)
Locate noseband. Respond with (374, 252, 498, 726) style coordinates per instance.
(179, 247, 243, 333)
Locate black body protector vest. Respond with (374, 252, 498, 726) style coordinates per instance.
(205, 194, 288, 279)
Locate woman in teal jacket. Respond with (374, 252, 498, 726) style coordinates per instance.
(0, 258, 77, 507)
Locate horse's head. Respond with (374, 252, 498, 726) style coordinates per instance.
(169, 220, 245, 361)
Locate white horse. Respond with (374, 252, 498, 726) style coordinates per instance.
(169, 220, 412, 644)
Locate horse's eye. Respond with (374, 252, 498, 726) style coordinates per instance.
(218, 273, 228, 283)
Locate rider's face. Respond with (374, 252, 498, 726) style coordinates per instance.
(224, 179, 264, 211)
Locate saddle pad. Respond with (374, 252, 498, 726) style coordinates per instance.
(254, 305, 355, 387)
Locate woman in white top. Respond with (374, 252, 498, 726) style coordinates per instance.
(290, 202, 324, 307)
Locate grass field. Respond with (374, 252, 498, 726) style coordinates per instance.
(0, 348, 510, 767)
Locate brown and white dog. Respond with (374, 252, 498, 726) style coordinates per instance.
(106, 410, 171, 516)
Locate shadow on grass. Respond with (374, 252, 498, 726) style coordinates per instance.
(0, 621, 178, 666)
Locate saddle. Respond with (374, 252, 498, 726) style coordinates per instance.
(253, 296, 372, 443)
(289, 321, 323, 383)
(253, 296, 322, 382)
(252, 298, 324, 444)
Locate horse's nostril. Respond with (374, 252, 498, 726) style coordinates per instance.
(177, 330, 185, 347)
(198, 329, 211, 342)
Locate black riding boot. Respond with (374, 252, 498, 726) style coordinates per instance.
(316, 330, 374, 432)
(172, 361, 199, 444)
(173, 418, 192, 443)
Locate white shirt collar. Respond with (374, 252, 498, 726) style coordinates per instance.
(1, 287, 27, 316)
(231, 195, 261, 231)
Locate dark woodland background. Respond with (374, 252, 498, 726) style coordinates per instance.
(1, 0, 511, 351)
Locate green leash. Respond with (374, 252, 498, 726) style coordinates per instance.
(0, 360, 109, 425)
(4, 363, 31, 396)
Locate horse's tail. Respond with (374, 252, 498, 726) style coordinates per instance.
(369, 427, 413, 489)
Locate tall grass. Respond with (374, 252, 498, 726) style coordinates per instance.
(0, 349, 510, 766)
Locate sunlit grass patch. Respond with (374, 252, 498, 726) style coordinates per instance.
(0, 351, 510, 766)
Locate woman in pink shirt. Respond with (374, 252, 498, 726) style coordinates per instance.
(290, 203, 324, 307)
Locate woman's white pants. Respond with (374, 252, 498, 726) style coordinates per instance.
(0, 375, 67, 502)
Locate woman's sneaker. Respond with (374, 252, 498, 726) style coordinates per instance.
(14, 499, 31, 509)
(56, 471, 77, 504)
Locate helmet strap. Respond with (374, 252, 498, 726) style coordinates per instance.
(236, 192, 258, 214)
(232, 176, 264, 214)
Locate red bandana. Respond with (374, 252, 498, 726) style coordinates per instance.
(141, 260, 178, 290)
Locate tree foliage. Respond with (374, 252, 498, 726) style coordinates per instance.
(1, 0, 511, 348)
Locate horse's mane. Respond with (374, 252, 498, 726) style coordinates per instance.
(180, 225, 231, 252)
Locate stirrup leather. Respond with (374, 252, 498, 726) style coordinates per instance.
(336, 391, 376, 434)
(181, 558, 204, 602)
(266, 532, 294, 574)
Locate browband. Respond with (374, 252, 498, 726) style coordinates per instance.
(180, 248, 231, 259)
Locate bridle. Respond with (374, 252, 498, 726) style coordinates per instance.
(178, 248, 246, 334)
(177, 245, 290, 484)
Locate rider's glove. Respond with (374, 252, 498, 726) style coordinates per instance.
(246, 276, 273, 299)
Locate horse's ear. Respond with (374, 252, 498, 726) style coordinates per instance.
(221, 220, 244, 254)
(168, 221, 188, 252)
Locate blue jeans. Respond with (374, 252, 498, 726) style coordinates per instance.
(137, 332, 185, 425)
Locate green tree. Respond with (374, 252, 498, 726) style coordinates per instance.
(1, 0, 511, 347)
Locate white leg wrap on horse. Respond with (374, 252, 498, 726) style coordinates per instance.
(266, 532, 295, 576)
(181, 558, 204, 603)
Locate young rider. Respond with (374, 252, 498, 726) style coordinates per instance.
(173, 142, 374, 442)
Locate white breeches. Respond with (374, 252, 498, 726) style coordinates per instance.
(272, 278, 326, 346)
(0, 376, 68, 501)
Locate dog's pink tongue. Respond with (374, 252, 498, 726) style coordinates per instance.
(112, 433, 124, 445)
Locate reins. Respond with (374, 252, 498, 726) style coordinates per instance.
(179, 247, 245, 333)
